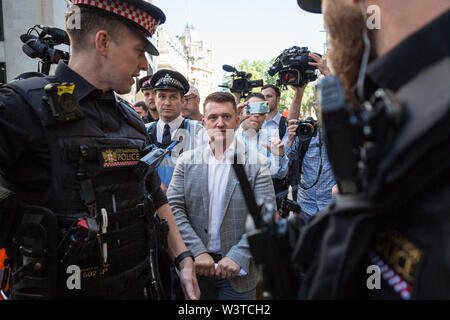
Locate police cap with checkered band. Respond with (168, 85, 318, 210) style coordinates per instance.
(71, 0, 166, 55)
(150, 69, 190, 95)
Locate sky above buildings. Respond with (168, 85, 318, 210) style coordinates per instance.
(152, 0, 325, 86)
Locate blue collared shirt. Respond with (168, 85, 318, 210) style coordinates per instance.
(290, 130, 336, 216)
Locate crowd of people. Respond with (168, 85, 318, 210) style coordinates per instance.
(125, 51, 335, 299)
(0, 0, 448, 301)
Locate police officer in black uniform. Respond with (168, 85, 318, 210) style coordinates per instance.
(0, 0, 199, 299)
(293, 0, 450, 299)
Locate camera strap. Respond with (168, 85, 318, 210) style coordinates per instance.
(278, 116, 287, 140)
(232, 151, 263, 228)
(299, 129, 323, 190)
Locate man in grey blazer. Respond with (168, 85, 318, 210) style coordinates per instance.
(167, 92, 277, 300)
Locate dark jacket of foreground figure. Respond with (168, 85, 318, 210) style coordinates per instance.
(296, 10, 450, 299)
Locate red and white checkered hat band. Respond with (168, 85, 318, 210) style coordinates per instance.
(72, 0, 160, 35)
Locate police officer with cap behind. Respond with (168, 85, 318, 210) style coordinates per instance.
(293, 0, 450, 299)
(145, 69, 206, 299)
(147, 69, 206, 194)
(0, 0, 199, 299)
(138, 75, 159, 124)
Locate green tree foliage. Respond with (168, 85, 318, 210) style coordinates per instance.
(221, 58, 317, 118)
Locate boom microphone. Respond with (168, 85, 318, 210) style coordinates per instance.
(222, 64, 237, 73)
(41, 26, 71, 45)
(20, 34, 38, 43)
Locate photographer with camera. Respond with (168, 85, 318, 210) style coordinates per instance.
(256, 84, 299, 205)
(286, 52, 331, 121)
(285, 89, 336, 220)
(236, 93, 289, 180)
(262, 47, 329, 205)
(223, 65, 264, 104)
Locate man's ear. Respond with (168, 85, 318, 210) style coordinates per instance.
(94, 30, 110, 57)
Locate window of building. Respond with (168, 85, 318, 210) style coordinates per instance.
(0, 62, 6, 85)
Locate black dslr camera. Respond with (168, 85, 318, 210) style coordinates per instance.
(268, 46, 319, 88)
(20, 25, 70, 75)
(296, 117, 317, 141)
(222, 64, 264, 96)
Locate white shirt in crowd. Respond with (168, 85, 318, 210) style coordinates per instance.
(156, 115, 184, 144)
(156, 115, 208, 148)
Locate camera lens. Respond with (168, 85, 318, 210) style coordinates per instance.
(59, 93, 77, 113)
(296, 122, 315, 141)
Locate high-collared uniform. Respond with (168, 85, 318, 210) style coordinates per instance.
(0, 61, 168, 299)
(0, 0, 170, 299)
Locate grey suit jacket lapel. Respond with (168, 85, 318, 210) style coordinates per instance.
(218, 143, 247, 228)
(220, 170, 238, 225)
(200, 149, 210, 222)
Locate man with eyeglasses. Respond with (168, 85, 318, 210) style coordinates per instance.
(182, 85, 203, 121)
